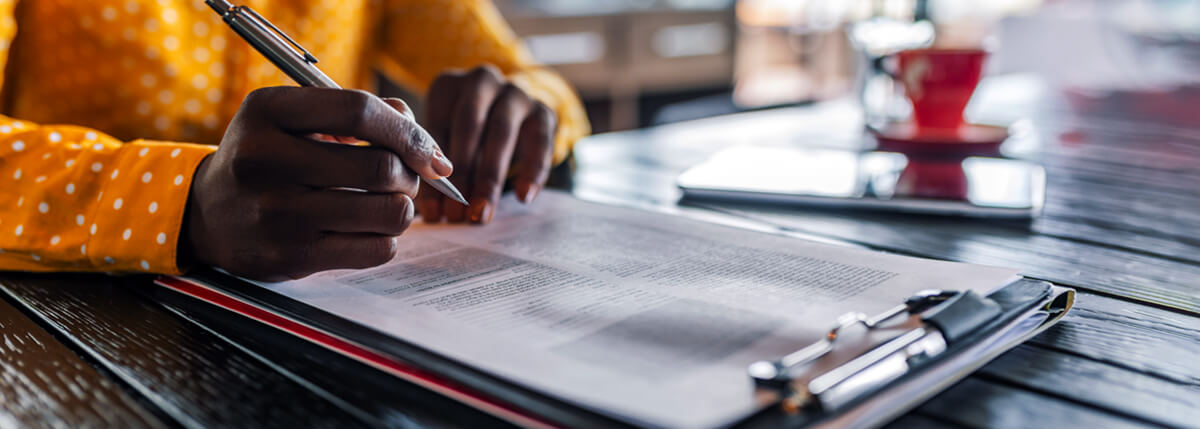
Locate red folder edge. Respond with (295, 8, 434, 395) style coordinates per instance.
(154, 275, 557, 429)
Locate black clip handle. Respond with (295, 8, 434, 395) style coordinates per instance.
(748, 289, 1001, 390)
(920, 290, 1001, 343)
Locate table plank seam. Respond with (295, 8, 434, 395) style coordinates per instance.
(723, 204, 1200, 313)
(155, 299, 384, 427)
(1047, 152, 1200, 175)
(691, 205, 1195, 316)
(1022, 341, 1200, 387)
(910, 409, 989, 429)
(2, 276, 392, 429)
(0, 282, 210, 429)
(696, 202, 1200, 316)
(1037, 221, 1200, 263)
(1019, 273, 1200, 317)
(0, 284, 179, 429)
(967, 374, 1174, 429)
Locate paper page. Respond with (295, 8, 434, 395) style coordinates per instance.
(251, 191, 1018, 428)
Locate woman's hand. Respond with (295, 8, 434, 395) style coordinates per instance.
(180, 86, 452, 281)
(418, 65, 558, 224)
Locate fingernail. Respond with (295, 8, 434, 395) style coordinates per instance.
(521, 184, 540, 204)
(481, 201, 495, 223)
(432, 150, 453, 177)
(469, 199, 491, 223)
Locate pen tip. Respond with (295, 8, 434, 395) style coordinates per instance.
(427, 177, 469, 206)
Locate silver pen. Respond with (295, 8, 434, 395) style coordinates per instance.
(204, 0, 468, 205)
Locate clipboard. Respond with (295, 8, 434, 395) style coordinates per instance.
(147, 268, 1073, 428)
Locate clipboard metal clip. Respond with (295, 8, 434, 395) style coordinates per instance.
(747, 289, 1000, 412)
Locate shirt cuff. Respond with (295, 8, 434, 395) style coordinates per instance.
(85, 140, 215, 274)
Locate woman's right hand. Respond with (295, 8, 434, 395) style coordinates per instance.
(179, 87, 453, 281)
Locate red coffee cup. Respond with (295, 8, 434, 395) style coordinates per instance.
(884, 48, 988, 130)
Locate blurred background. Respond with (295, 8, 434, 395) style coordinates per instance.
(487, 0, 1200, 134)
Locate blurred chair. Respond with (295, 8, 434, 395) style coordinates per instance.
(498, 0, 737, 131)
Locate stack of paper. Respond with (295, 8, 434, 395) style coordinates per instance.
(244, 191, 1021, 428)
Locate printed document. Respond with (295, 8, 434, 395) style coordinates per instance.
(252, 191, 1019, 428)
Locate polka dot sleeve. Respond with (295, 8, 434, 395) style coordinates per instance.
(0, 120, 215, 274)
(376, 0, 590, 165)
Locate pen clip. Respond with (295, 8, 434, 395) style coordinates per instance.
(239, 6, 319, 64)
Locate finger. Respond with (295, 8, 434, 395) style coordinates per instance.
(386, 96, 442, 222)
(469, 85, 531, 224)
(289, 234, 400, 278)
(247, 86, 453, 180)
(381, 97, 417, 121)
(513, 102, 557, 204)
(424, 71, 465, 134)
(446, 66, 504, 222)
(242, 136, 418, 193)
(296, 191, 416, 235)
(417, 181, 444, 223)
(419, 73, 464, 223)
(447, 66, 504, 167)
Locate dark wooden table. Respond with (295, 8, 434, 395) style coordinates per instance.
(4, 32, 1200, 429)
(570, 77, 1200, 428)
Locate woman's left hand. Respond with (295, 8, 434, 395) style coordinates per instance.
(418, 65, 557, 224)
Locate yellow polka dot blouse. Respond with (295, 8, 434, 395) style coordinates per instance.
(0, 0, 589, 274)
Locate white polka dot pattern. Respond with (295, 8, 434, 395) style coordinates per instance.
(1, 131, 214, 273)
(0, 0, 587, 275)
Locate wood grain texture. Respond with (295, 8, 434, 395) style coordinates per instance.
(929, 292, 1200, 429)
(575, 135, 1200, 313)
(979, 346, 1200, 428)
(712, 203, 1200, 313)
(0, 274, 372, 428)
(1025, 293, 1200, 386)
(884, 293, 1200, 429)
(572, 79, 1200, 314)
(567, 78, 1200, 429)
(1031, 162, 1200, 262)
(0, 292, 163, 428)
(575, 157, 1200, 313)
(154, 291, 514, 429)
(882, 414, 962, 429)
(913, 378, 1153, 429)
